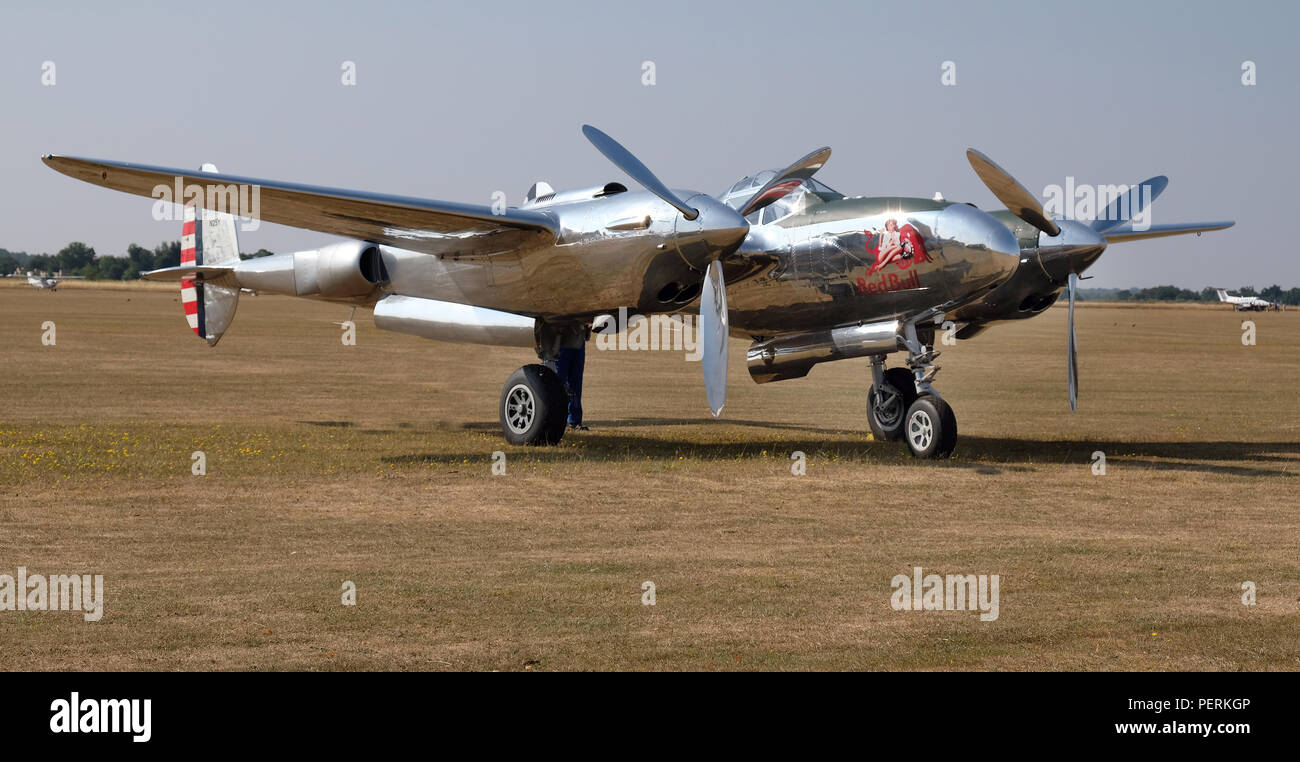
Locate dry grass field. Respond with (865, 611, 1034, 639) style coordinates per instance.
(1, 279, 1297, 671)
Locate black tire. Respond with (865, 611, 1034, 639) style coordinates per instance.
(499, 364, 569, 446)
(903, 394, 957, 459)
(867, 367, 918, 441)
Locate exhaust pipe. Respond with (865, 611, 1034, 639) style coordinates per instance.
(747, 319, 902, 383)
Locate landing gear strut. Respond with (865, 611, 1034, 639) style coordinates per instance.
(867, 366, 916, 441)
(867, 318, 958, 459)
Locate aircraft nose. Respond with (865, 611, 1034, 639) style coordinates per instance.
(939, 202, 1021, 287)
(673, 194, 750, 268)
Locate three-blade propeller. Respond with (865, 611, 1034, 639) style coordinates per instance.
(582, 125, 760, 417)
(966, 149, 1172, 411)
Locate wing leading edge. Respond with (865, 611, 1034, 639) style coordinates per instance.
(42, 155, 558, 258)
(1102, 220, 1234, 243)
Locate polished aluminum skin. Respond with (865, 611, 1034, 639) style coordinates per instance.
(373, 294, 536, 347)
(725, 196, 1020, 337)
(748, 319, 903, 384)
(950, 215, 1107, 325)
(377, 188, 749, 318)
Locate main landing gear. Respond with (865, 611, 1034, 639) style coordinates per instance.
(867, 319, 957, 459)
(499, 321, 585, 446)
(499, 364, 568, 446)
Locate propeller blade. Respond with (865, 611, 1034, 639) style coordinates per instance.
(700, 260, 729, 417)
(1090, 176, 1169, 234)
(737, 146, 832, 217)
(582, 125, 698, 220)
(1067, 272, 1079, 412)
(966, 148, 1061, 237)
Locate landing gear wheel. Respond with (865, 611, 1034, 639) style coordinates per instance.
(903, 395, 957, 459)
(499, 364, 568, 446)
(868, 367, 918, 441)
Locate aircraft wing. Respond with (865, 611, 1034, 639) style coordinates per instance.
(42, 155, 558, 258)
(1102, 220, 1234, 243)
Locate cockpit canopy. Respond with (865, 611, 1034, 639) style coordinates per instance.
(718, 171, 844, 225)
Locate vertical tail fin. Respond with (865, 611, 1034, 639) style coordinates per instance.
(180, 163, 241, 346)
(1216, 289, 1229, 302)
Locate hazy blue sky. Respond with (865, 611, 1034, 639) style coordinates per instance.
(1, 0, 1296, 288)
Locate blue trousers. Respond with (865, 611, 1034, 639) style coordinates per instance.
(555, 345, 585, 426)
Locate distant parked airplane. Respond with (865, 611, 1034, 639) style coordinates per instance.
(7, 271, 84, 291)
(1216, 289, 1280, 311)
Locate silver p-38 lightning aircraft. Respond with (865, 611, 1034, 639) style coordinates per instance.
(44, 126, 1232, 458)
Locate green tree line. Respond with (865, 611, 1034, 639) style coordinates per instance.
(0, 243, 274, 281)
(1080, 285, 1300, 306)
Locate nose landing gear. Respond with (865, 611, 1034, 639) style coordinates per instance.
(867, 317, 958, 459)
(901, 394, 957, 459)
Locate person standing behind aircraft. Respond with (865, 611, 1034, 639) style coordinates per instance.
(555, 322, 592, 430)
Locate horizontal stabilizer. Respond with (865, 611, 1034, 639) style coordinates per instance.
(1103, 220, 1234, 243)
(142, 265, 236, 283)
